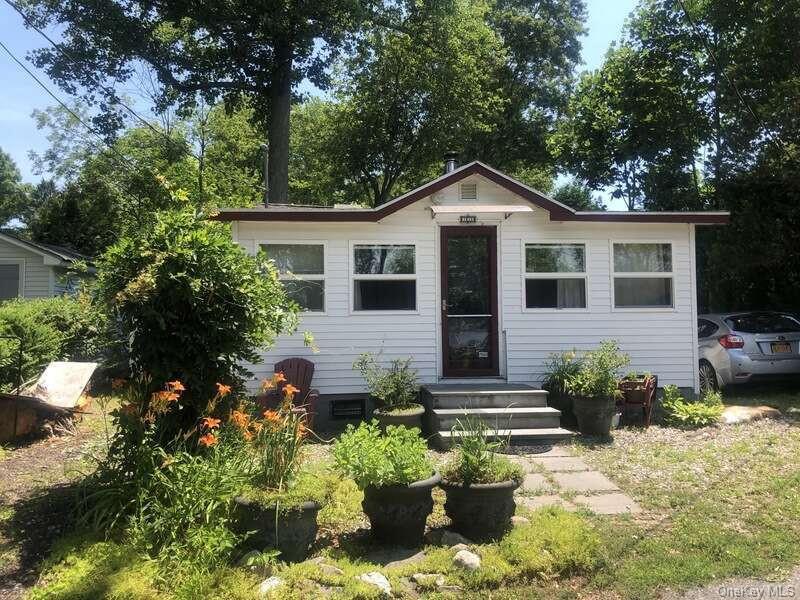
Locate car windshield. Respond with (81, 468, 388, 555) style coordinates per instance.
(724, 313, 800, 334)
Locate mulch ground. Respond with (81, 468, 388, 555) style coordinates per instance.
(0, 414, 104, 600)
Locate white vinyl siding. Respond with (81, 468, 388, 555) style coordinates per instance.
(235, 173, 699, 394)
(0, 240, 54, 298)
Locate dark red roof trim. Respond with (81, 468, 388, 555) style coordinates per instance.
(212, 162, 729, 225)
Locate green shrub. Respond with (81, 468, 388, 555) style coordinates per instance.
(353, 353, 420, 411)
(441, 415, 523, 485)
(566, 340, 630, 400)
(661, 384, 724, 428)
(95, 208, 298, 429)
(332, 420, 432, 488)
(0, 295, 104, 390)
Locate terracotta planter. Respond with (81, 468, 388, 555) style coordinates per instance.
(362, 471, 441, 547)
(440, 478, 521, 542)
(573, 395, 616, 438)
(373, 403, 425, 432)
(234, 497, 321, 562)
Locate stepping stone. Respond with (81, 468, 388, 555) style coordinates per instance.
(573, 493, 642, 515)
(530, 456, 590, 472)
(520, 473, 553, 494)
(519, 445, 574, 458)
(518, 494, 576, 512)
(506, 456, 537, 473)
(552, 471, 620, 493)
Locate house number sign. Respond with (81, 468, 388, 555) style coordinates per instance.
(459, 215, 477, 223)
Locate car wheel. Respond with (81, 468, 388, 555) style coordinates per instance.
(699, 361, 719, 394)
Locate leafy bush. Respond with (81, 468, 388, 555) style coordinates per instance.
(566, 340, 630, 400)
(661, 384, 724, 428)
(95, 208, 298, 430)
(441, 415, 523, 485)
(353, 353, 420, 411)
(0, 295, 104, 390)
(541, 349, 581, 398)
(332, 420, 432, 489)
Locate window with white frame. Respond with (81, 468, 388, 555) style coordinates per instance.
(261, 243, 325, 312)
(524, 243, 587, 309)
(352, 244, 416, 311)
(612, 242, 673, 308)
(0, 263, 21, 300)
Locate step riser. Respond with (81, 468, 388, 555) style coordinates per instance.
(430, 393, 547, 409)
(435, 414, 562, 431)
(434, 431, 573, 449)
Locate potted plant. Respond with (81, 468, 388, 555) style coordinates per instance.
(439, 416, 523, 542)
(619, 371, 655, 402)
(541, 350, 581, 427)
(233, 373, 324, 562)
(354, 353, 424, 431)
(566, 341, 630, 438)
(333, 420, 439, 547)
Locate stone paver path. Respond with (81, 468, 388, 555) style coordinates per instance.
(510, 446, 642, 516)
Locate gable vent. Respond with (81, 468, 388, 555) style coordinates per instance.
(460, 183, 477, 201)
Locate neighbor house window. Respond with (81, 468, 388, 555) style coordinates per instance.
(353, 244, 416, 311)
(524, 243, 587, 309)
(612, 243, 673, 308)
(261, 243, 325, 312)
(0, 263, 21, 300)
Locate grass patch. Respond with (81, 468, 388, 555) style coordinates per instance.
(0, 445, 10, 461)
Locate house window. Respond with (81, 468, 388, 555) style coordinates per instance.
(353, 244, 416, 311)
(524, 243, 587, 309)
(0, 263, 21, 300)
(612, 243, 673, 308)
(261, 243, 325, 312)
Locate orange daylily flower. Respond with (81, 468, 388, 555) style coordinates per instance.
(263, 410, 281, 424)
(230, 410, 249, 429)
(282, 383, 300, 399)
(152, 390, 179, 404)
(201, 416, 221, 430)
(274, 372, 287, 384)
(243, 430, 253, 441)
(216, 383, 232, 397)
(167, 380, 186, 392)
(198, 433, 218, 447)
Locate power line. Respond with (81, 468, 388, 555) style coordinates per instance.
(0, 37, 170, 216)
(675, 0, 788, 159)
(3, 0, 203, 164)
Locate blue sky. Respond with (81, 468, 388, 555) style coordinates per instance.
(0, 0, 637, 190)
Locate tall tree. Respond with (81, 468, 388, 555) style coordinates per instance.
(22, 0, 372, 203)
(0, 148, 27, 225)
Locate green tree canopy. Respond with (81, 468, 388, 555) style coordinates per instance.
(0, 147, 27, 225)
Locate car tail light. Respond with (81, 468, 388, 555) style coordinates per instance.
(719, 334, 745, 349)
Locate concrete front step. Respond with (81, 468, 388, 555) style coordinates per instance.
(435, 427, 575, 448)
(433, 406, 562, 430)
(423, 383, 548, 409)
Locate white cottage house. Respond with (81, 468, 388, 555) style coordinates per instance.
(216, 160, 728, 438)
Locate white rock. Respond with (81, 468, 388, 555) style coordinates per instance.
(318, 563, 345, 576)
(358, 572, 392, 596)
(511, 515, 530, 527)
(453, 549, 481, 571)
(258, 576, 283, 596)
(441, 530, 472, 547)
(450, 543, 470, 553)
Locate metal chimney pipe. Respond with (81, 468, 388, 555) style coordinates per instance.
(443, 151, 459, 174)
(260, 143, 269, 206)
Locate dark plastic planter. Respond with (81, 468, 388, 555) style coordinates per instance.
(373, 403, 425, 432)
(234, 497, 321, 562)
(362, 471, 441, 547)
(440, 478, 521, 542)
(573, 395, 616, 438)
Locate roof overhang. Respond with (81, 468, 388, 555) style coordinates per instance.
(212, 161, 730, 225)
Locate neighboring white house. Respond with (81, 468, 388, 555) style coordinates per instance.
(0, 231, 93, 299)
(216, 161, 728, 396)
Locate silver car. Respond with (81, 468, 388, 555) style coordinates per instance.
(698, 312, 800, 392)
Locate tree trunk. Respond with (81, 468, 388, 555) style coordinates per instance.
(268, 41, 293, 204)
